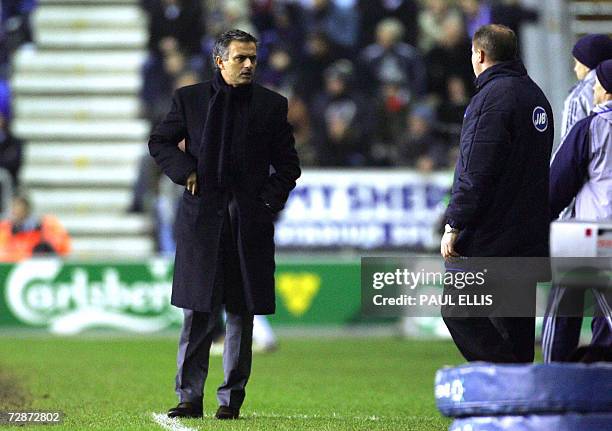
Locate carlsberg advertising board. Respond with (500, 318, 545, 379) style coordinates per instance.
(0, 258, 362, 334)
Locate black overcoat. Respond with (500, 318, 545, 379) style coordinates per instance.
(149, 81, 301, 314)
(444, 60, 553, 257)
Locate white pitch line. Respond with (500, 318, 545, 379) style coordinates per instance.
(151, 413, 198, 431)
(249, 412, 381, 421)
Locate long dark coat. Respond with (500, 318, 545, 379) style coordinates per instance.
(148, 81, 301, 314)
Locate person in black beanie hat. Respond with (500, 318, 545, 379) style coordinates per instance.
(595, 58, 612, 97)
(559, 34, 612, 142)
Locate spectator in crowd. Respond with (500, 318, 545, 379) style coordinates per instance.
(359, 18, 427, 99)
(437, 75, 470, 148)
(371, 80, 411, 165)
(252, 2, 305, 59)
(458, 0, 492, 39)
(0, 0, 36, 78)
(258, 44, 299, 98)
(311, 60, 372, 166)
(426, 15, 474, 101)
(0, 196, 71, 262)
(558, 34, 612, 143)
(141, 42, 189, 124)
(0, 111, 23, 192)
(221, 1, 258, 40)
(491, 0, 538, 46)
(358, 0, 419, 49)
(270, 2, 306, 57)
(304, 0, 359, 53)
(295, 32, 340, 103)
(145, 0, 204, 58)
(418, 0, 463, 54)
(398, 104, 447, 171)
(288, 95, 318, 166)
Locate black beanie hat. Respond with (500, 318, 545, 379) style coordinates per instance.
(572, 34, 612, 70)
(596, 59, 612, 94)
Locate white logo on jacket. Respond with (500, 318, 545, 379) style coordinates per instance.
(532, 106, 548, 132)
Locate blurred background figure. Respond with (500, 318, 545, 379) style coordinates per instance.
(371, 80, 411, 166)
(437, 75, 470, 149)
(304, 0, 359, 54)
(425, 16, 473, 103)
(358, 0, 419, 49)
(0, 111, 23, 194)
(0, 0, 36, 79)
(458, 0, 491, 39)
(418, 0, 463, 54)
(0, 195, 71, 262)
(359, 17, 427, 100)
(398, 104, 447, 172)
(311, 59, 372, 166)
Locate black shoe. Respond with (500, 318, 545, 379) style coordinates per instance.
(168, 401, 203, 418)
(215, 405, 239, 420)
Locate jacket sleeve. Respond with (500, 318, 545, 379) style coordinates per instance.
(148, 90, 197, 186)
(445, 90, 511, 229)
(259, 97, 301, 212)
(549, 116, 591, 220)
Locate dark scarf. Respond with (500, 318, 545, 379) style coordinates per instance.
(199, 70, 252, 189)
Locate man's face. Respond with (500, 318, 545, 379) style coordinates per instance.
(471, 44, 484, 77)
(216, 41, 257, 86)
(376, 28, 396, 49)
(574, 58, 590, 81)
(594, 76, 608, 105)
(11, 199, 28, 223)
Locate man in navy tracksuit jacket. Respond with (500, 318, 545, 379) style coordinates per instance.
(441, 24, 554, 362)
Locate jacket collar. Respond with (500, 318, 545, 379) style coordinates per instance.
(593, 99, 612, 114)
(474, 59, 527, 92)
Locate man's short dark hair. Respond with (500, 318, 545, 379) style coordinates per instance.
(473, 24, 518, 63)
(212, 29, 258, 69)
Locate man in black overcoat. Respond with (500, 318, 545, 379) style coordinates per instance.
(440, 25, 553, 363)
(149, 29, 301, 420)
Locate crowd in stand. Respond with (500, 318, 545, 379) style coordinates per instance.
(0, 0, 35, 201)
(0, 1, 72, 261)
(139, 0, 537, 171)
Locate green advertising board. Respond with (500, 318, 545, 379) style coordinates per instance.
(0, 258, 362, 333)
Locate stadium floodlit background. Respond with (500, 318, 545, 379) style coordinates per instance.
(0, 0, 607, 430)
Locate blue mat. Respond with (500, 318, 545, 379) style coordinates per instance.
(436, 362, 612, 417)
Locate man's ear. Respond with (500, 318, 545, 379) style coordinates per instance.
(478, 49, 486, 65)
(215, 56, 224, 70)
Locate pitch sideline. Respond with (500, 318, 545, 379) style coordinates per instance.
(151, 413, 197, 431)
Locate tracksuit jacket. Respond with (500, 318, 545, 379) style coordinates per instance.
(550, 100, 612, 221)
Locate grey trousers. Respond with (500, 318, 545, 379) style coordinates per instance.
(174, 203, 254, 409)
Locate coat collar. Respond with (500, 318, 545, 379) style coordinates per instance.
(474, 59, 527, 92)
(198, 80, 264, 138)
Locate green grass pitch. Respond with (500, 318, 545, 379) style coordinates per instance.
(0, 336, 463, 430)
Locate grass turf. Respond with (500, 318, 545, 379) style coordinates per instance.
(0, 336, 462, 430)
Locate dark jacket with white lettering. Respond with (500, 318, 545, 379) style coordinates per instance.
(445, 60, 553, 256)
